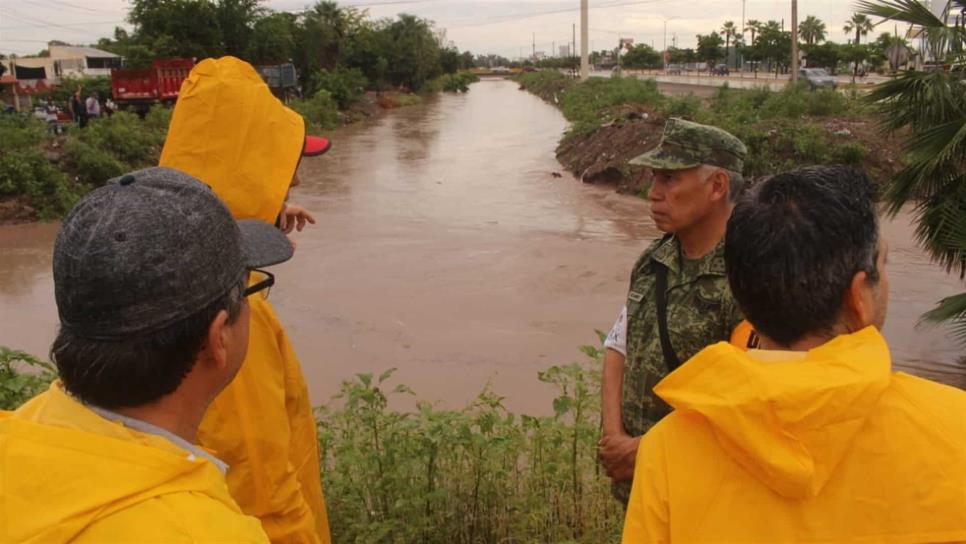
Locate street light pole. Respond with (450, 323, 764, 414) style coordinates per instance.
(790, 0, 799, 82)
(580, 0, 589, 80)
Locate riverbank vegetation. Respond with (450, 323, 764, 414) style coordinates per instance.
(515, 70, 903, 193)
(0, 342, 623, 542)
(0, 107, 170, 221)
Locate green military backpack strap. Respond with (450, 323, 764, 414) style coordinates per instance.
(651, 233, 681, 372)
(653, 260, 681, 373)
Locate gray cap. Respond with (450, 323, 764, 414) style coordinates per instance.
(53, 167, 293, 340)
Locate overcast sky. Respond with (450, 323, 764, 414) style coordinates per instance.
(1, 0, 898, 58)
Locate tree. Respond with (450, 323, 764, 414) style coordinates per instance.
(721, 20, 737, 68)
(216, 0, 262, 57)
(858, 0, 966, 342)
(844, 12, 876, 78)
(844, 13, 875, 45)
(745, 19, 762, 46)
(249, 11, 297, 62)
(753, 20, 791, 76)
(439, 47, 460, 74)
(384, 14, 442, 91)
(798, 15, 827, 45)
(622, 43, 662, 69)
(802, 41, 842, 73)
(128, 0, 225, 59)
(696, 32, 725, 71)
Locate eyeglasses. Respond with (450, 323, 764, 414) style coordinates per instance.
(244, 269, 274, 300)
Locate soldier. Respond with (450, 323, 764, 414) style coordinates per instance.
(598, 118, 748, 504)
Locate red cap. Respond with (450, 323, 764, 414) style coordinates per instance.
(303, 135, 331, 157)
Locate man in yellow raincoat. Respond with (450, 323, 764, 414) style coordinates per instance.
(159, 56, 331, 543)
(623, 165, 966, 543)
(1, 167, 294, 542)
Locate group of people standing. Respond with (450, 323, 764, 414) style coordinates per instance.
(68, 85, 114, 128)
(0, 54, 963, 544)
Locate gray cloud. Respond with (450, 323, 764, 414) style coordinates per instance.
(1, 0, 879, 58)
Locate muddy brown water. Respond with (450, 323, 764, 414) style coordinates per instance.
(1, 79, 962, 414)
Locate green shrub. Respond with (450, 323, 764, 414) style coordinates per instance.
(64, 139, 128, 186)
(291, 90, 341, 131)
(143, 104, 173, 133)
(804, 88, 848, 117)
(663, 94, 701, 118)
(0, 149, 81, 218)
(832, 141, 867, 164)
(75, 112, 165, 167)
(394, 94, 423, 107)
(312, 67, 369, 109)
(0, 115, 46, 151)
(319, 340, 623, 543)
(514, 70, 575, 100)
(0, 347, 56, 410)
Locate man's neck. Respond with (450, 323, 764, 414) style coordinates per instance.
(112, 392, 207, 444)
(758, 326, 849, 352)
(676, 205, 731, 259)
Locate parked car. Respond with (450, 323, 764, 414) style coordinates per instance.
(712, 64, 729, 76)
(800, 67, 838, 90)
(666, 64, 683, 75)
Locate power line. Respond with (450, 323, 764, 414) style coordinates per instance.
(448, 0, 669, 30)
(20, 0, 121, 15)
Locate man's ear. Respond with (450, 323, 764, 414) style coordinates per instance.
(204, 310, 231, 371)
(843, 270, 873, 331)
(710, 168, 730, 202)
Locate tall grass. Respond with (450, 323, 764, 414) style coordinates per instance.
(318, 339, 623, 544)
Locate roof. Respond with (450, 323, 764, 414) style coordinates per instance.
(0, 74, 17, 85)
(50, 45, 120, 59)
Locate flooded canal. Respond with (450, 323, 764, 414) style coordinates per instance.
(0, 79, 962, 413)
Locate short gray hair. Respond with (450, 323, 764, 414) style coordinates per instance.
(726, 170, 745, 202)
(699, 165, 745, 202)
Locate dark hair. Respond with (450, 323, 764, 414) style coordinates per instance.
(725, 166, 880, 345)
(51, 282, 245, 409)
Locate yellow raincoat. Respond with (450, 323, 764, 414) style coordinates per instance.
(159, 57, 330, 543)
(0, 383, 268, 543)
(623, 327, 966, 543)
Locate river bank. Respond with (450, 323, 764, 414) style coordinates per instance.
(516, 71, 907, 194)
(0, 76, 478, 225)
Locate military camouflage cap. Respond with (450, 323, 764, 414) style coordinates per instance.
(629, 118, 747, 173)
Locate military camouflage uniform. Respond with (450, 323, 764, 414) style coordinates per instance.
(612, 236, 743, 502)
(612, 118, 747, 503)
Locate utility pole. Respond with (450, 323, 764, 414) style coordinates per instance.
(573, 23, 577, 77)
(532, 32, 536, 60)
(617, 34, 622, 73)
(580, 0, 589, 80)
(790, 0, 799, 82)
(740, 0, 746, 70)
(663, 19, 669, 74)
(553, 41, 556, 58)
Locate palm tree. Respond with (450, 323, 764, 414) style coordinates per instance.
(798, 15, 827, 45)
(745, 19, 762, 46)
(844, 12, 875, 45)
(844, 13, 876, 78)
(721, 20, 737, 68)
(858, 0, 966, 342)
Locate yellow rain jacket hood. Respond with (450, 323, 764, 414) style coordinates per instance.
(623, 327, 966, 543)
(160, 56, 303, 224)
(0, 384, 267, 543)
(159, 56, 330, 544)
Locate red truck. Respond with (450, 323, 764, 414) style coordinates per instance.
(111, 58, 194, 112)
